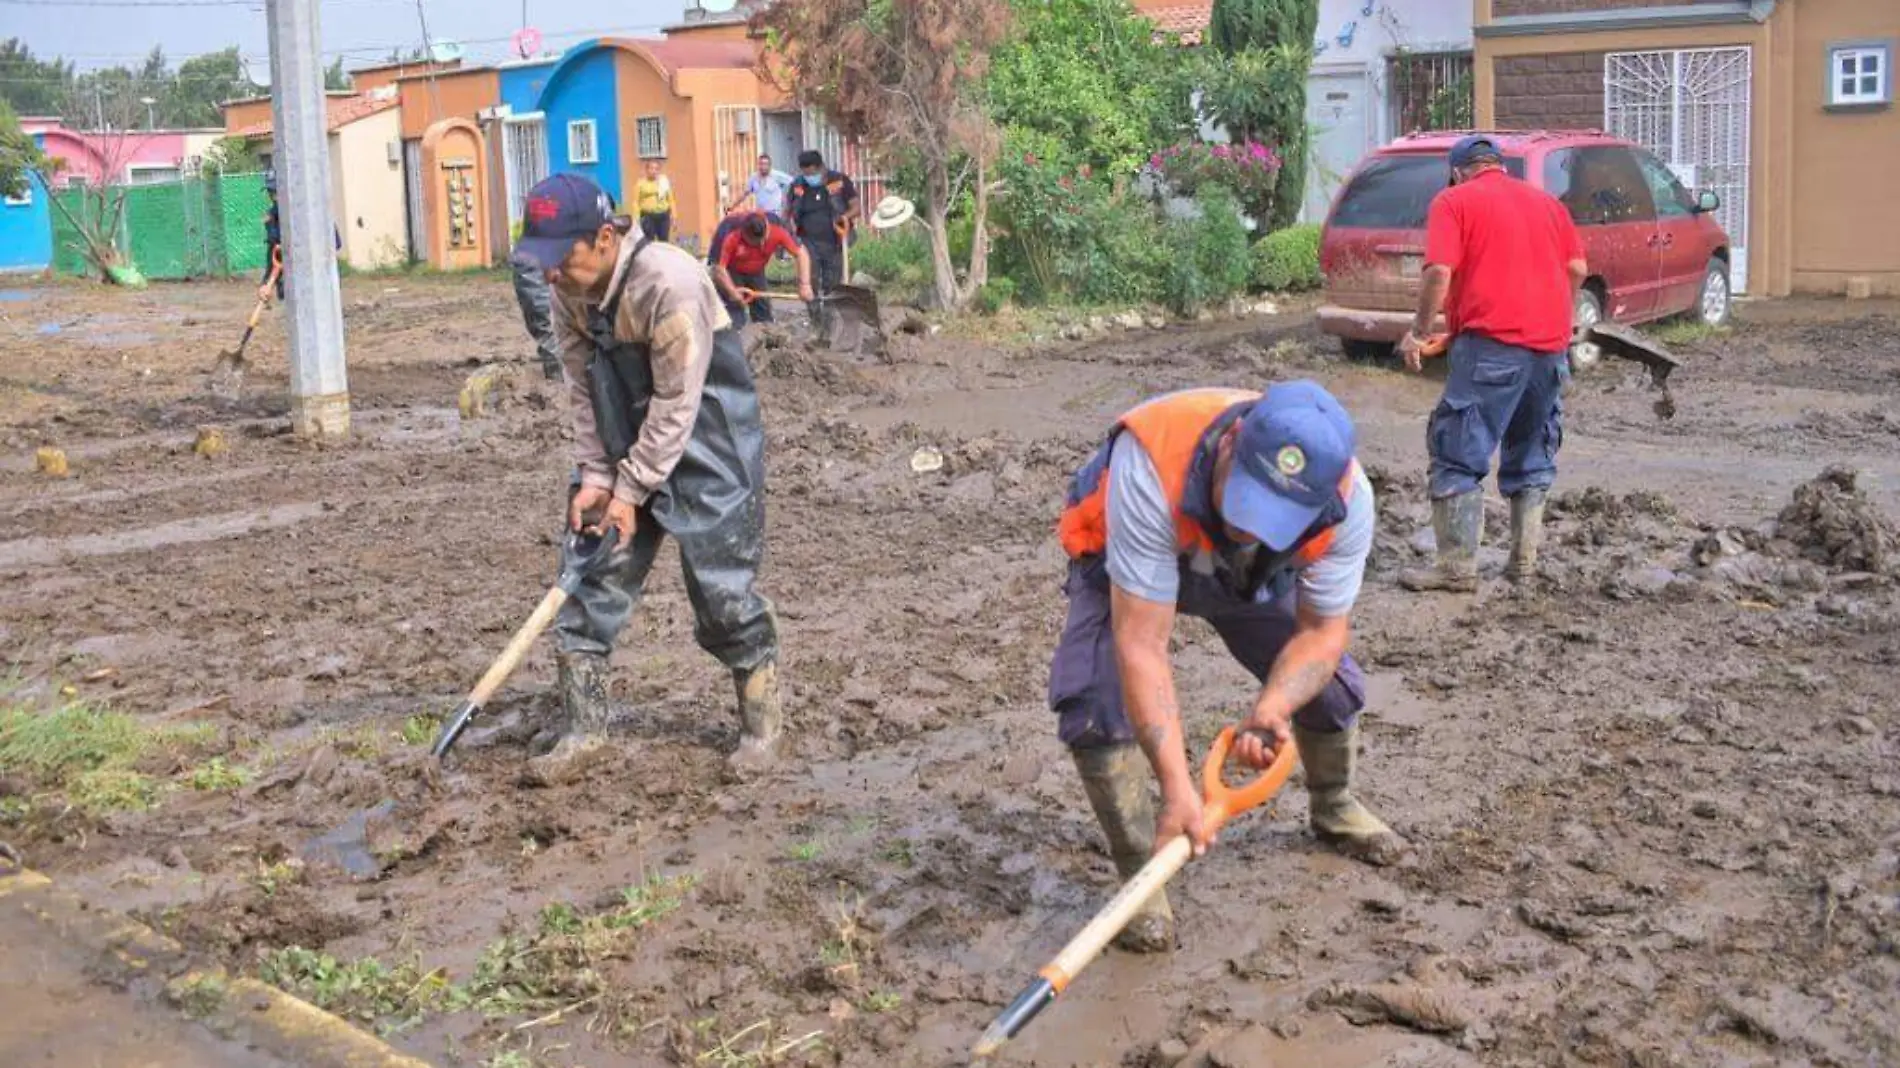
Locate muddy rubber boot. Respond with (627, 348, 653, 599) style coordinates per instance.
(1398, 490, 1483, 593)
(1506, 488, 1549, 585)
(522, 653, 614, 787)
(1294, 724, 1408, 867)
(725, 662, 786, 782)
(1071, 745, 1176, 953)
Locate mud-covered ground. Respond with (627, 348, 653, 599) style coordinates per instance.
(1, 275, 1896, 1068)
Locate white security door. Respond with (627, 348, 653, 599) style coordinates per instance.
(1302, 67, 1373, 224)
(1605, 47, 1751, 292)
(501, 113, 549, 232)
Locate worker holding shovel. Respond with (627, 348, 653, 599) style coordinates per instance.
(509, 173, 784, 785)
(712, 211, 813, 326)
(1049, 381, 1406, 951)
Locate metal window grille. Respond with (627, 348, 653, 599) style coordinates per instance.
(568, 119, 598, 164)
(635, 116, 667, 159)
(1605, 47, 1752, 291)
(1386, 51, 1474, 135)
(501, 114, 549, 231)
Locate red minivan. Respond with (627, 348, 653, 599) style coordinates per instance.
(1316, 130, 1733, 361)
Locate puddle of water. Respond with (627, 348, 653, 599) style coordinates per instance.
(301, 799, 396, 879)
(0, 501, 329, 571)
(35, 323, 61, 336)
(0, 290, 33, 303)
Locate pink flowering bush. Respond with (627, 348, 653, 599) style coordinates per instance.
(1149, 141, 1283, 223)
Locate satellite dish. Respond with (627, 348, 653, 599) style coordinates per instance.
(512, 27, 543, 59)
(429, 40, 464, 63)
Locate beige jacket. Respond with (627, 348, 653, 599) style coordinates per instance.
(550, 236, 734, 506)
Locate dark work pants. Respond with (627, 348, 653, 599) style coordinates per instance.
(639, 212, 673, 243)
(510, 256, 560, 379)
(721, 270, 774, 326)
(1427, 332, 1569, 499)
(1048, 557, 1366, 751)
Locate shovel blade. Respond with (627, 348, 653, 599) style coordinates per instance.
(812, 285, 883, 354)
(1585, 321, 1680, 385)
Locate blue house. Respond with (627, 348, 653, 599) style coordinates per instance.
(0, 160, 54, 274)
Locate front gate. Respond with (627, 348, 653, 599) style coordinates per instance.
(500, 113, 549, 233)
(1604, 47, 1752, 292)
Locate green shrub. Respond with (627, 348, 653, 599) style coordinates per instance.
(1252, 222, 1321, 292)
(848, 229, 933, 296)
(1162, 186, 1251, 316)
(975, 276, 1017, 315)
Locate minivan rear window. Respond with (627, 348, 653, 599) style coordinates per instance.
(1330, 154, 1526, 229)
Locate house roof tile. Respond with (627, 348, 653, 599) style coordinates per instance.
(1132, 0, 1211, 43)
(230, 93, 399, 139)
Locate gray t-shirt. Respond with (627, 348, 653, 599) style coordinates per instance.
(1104, 432, 1373, 616)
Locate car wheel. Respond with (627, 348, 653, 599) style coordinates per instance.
(1695, 258, 1731, 327)
(1570, 287, 1604, 373)
(1341, 338, 1395, 365)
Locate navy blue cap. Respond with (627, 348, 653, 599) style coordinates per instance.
(1223, 380, 1356, 551)
(1448, 135, 1501, 170)
(514, 173, 617, 271)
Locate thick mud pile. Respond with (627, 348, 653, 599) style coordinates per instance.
(3, 279, 1898, 1068)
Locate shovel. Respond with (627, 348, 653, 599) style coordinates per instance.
(214, 253, 283, 377)
(972, 726, 1298, 1059)
(1417, 323, 1680, 417)
(430, 523, 621, 759)
(807, 219, 882, 353)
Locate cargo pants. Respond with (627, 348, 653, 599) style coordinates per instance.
(1427, 332, 1569, 499)
(510, 254, 561, 380)
(1048, 556, 1367, 751)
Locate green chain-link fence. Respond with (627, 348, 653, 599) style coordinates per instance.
(51, 172, 272, 281)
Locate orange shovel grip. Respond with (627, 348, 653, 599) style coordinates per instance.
(1200, 724, 1298, 829)
(1417, 333, 1450, 358)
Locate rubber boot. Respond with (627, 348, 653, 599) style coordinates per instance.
(1294, 724, 1407, 867)
(1071, 746, 1175, 953)
(523, 653, 614, 787)
(1506, 488, 1548, 584)
(1398, 490, 1483, 593)
(725, 661, 785, 782)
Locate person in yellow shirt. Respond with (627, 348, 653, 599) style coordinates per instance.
(633, 159, 675, 243)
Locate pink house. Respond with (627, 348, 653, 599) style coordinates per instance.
(23, 118, 225, 187)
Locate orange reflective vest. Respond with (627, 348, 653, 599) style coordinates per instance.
(1057, 388, 1357, 572)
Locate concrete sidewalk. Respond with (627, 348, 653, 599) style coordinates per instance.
(0, 864, 430, 1068)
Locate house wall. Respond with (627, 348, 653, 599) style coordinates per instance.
(221, 99, 274, 134)
(1491, 51, 1605, 130)
(352, 59, 459, 95)
(540, 46, 623, 198)
(333, 106, 408, 268)
(498, 60, 557, 113)
(1493, 0, 1734, 17)
(397, 68, 500, 139)
(0, 170, 53, 273)
(25, 123, 203, 185)
(615, 48, 702, 245)
(1786, 0, 1900, 294)
(419, 119, 492, 270)
(669, 66, 776, 250)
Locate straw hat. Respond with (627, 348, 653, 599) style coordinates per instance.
(869, 195, 917, 230)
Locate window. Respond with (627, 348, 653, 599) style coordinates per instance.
(1543, 146, 1655, 226)
(1328, 153, 1525, 229)
(1829, 44, 1890, 107)
(127, 165, 182, 185)
(567, 119, 598, 164)
(3, 185, 29, 207)
(1632, 149, 1695, 219)
(635, 116, 666, 159)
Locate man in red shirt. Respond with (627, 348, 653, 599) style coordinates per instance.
(1397, 135, 1587, 593)
(712, 212, 813, 326)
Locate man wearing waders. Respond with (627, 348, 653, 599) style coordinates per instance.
(511, 174, 783, 784)
(1048, 381, 1406, 952)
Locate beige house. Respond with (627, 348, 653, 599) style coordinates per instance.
(1474, 0, 1900, 297)
(223, 91, 410, 270)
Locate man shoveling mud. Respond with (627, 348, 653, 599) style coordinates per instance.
(511, 174, 784, 784)
(1050, 381, 1406, 952)
(1397, 135, 1586, 592)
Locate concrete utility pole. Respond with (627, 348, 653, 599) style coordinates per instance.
(266, 0, 350, 438)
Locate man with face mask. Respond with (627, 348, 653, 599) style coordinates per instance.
(510, 174, 784, 785)
(1397, 135, 1587, 593)
(785, 149, 858, 299)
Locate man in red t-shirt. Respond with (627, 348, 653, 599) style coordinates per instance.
(712, 212, 813, 325)
(1397, 136, 1587, 594)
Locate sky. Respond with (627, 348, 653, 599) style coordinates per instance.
(1, 0, 715, 78)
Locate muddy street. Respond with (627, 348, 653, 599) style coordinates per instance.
(1, 275, 1896, 1068)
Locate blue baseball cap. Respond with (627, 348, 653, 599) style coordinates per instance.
(1448, 135, 1502, 170)
(514, 173, 618, 271)
(1223, 380, 1356, 550)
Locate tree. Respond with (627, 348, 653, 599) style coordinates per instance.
(987, 0, 1194, 176)
(1203, 0, 1316, 230)
(0, 38, 76, 117)
(324, 57, 351, 91)
(169, 48, 261, 127)
(0, 101, 48, 199)
(758, 0, 1010, 311)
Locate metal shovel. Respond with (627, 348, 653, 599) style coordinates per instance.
(430, 523, 622, 759)
(972, 727, 1298, 1058)
(213, 255, 282, 379)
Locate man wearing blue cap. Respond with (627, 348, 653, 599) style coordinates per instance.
(511, 173, 783, 785)
(1397, 134, 1586, 592)
(1050, 380, 1404, 952)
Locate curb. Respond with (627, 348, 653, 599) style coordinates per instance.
(0, 864, 432, 1068)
